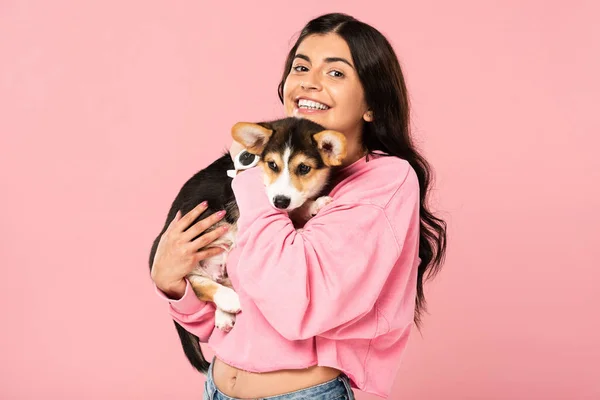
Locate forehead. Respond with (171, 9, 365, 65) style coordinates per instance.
(295, 33, 353, 64)
(263, 119, 324, 162)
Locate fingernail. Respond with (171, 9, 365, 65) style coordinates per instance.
(222, 225, 229, 232)
(200, 201, 208, 207)
(217, 210, 226, 217)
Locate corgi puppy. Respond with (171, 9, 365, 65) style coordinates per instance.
(149, 117, 347, 374)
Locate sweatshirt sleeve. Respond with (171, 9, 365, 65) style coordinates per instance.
(230, 166, 419, 341)
(155, 279, 216, 342)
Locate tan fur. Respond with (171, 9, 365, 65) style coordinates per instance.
(188, 276, 222, 302)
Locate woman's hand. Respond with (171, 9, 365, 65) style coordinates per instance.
(151, 202, 229, 299)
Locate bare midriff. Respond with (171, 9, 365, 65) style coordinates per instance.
(211, 357, 342, 399)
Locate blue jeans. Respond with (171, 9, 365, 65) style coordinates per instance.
(203, 360, 355, 400)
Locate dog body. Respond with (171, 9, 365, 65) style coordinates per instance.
(149, 117, 347, 373)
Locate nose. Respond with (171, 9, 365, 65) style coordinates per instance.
(273, 195, 291, 209)
(300, 72, 322, 91)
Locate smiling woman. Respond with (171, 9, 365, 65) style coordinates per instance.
(284, 33, 374, 168)
(151, 12, 447, 400)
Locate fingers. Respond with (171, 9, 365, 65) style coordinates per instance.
(171, 201, 209, 233)
(182, 209, 227, 242)
(190, 224, 230, 251)
(166, 210, 182, 231)
(194, 246, 226, 263)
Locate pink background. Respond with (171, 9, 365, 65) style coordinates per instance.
(1, 1, 598, 399)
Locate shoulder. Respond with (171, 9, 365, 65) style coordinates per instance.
(333, 153, 419, 210)
(369, 154, 417, 186)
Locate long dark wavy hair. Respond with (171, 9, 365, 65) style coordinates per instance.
(277, 13, 447, 328)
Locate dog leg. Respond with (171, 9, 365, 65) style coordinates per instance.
(309, 196, 333, 216)
(213, 285, 241, 314)
(214, 308, 236, 332)
(296, 196, 333, 221)
(188, 275, 241, 314)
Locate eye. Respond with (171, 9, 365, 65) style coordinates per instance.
(293, 65, 309, 73)
(297, 164, 311, 175)
(328, 70, 344, 78)
(267, 161, 278, 172)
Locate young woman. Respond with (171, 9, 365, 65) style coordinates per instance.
(151, 13, 447, 400)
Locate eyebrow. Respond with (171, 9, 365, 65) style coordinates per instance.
(294, 53, 354, 69)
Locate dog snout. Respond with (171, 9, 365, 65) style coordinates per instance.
(273, 195, 291, 209)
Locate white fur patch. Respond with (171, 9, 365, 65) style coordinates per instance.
(214, 308, 236, 332)
(213, 286, 241, 314)
(267, 147, 306, 210)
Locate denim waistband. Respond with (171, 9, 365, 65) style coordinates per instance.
(203, 359, 355, 400)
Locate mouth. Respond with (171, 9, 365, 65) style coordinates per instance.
(294, 97, 331, 114)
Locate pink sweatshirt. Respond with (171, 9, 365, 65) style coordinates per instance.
(155, 152, 421, 398)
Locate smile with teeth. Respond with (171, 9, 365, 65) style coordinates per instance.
(297, 99, 330, 110)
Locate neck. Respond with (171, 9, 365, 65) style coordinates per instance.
(340, 137, 366, 168)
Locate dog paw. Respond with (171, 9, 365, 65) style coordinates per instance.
(309, 196, 333, 217)
(214, 308, 236, 332)
(213, 286, 241, 314)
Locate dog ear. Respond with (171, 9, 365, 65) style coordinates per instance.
(313, 130, 347, 167)
(231, 122, 273, 154)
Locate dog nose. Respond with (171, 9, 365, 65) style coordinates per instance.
(273, 195, 291, 209)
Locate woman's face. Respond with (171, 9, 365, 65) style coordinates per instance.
(282, 33, 372, 140)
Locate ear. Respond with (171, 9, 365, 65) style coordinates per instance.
(231, 122, 273, 154)
(363, 109, 374, 122)
(313, 130, 347, 167)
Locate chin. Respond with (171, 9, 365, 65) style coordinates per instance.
(296, 113, 328, 126)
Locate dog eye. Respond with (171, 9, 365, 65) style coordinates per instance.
(297, 164, 311, 175)
(268, 161, 278, 172)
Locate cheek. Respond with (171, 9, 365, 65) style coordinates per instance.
(282, 77, 296, 112)
(331, 86, 366, 121)
(341, 84, 366, 109)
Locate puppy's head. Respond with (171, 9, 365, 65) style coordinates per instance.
(232, 117, 347, 211)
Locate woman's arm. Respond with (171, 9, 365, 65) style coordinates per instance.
(230, 166, 420, 341)
(151, 200, 230, 341)
(155, 279, 217, 342)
